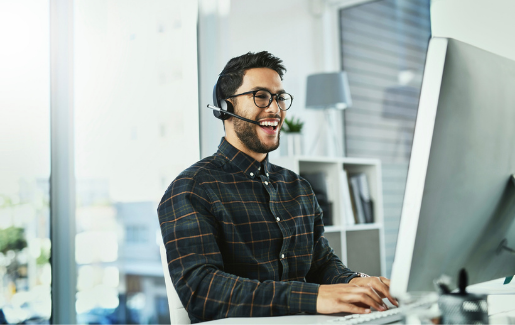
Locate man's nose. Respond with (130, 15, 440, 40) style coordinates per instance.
(265, 97, 280, 114)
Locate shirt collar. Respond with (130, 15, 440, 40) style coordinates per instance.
(217, 137, 271, 178)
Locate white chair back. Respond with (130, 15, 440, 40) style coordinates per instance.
(160, 243, 190, 324)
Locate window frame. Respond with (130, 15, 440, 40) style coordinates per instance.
(50, 0, 77, 323)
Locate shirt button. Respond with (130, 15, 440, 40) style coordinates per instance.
(250, 172, 254, 177)
(281, 254, 285, 259)
(276, 217, 280, 222)
(264, 181, 269, 185)
(266, 173, 269, 177)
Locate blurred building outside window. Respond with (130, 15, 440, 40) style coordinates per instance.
(74, 0, 199, 324)
(0, 1, 52, 323)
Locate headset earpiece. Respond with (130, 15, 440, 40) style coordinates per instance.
(212, 81, 231, 121)
(223, 100, 234, 113)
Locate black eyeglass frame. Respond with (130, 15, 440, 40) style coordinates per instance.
(224, 89, 294, 111)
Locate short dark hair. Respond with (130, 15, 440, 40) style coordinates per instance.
(217, 51, 286, 100)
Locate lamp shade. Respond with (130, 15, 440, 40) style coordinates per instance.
(305, 71, 352, 110)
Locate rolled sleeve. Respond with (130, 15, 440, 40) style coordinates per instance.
(288, 281, 320, 315)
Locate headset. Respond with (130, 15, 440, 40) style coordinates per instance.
(211, 78, 231, 121)
(207, 76, 260, 126)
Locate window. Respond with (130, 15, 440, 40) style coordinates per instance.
(74, 1, 199, 323)
(125, 226, 149, 244)
(0, 1, 51, 323)
(1, 1, 198, 324)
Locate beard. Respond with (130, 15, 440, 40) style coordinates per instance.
(233, 114, 281, 154)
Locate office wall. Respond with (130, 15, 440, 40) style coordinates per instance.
(431, 0, 515, 61)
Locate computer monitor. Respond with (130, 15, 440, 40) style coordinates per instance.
(390, 37, 515, 297)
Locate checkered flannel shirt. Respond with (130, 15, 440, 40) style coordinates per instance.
(158, 138, 358, 323)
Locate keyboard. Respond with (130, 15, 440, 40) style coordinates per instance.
(326, 307, 403, 325)
(325, 295, 438, 324)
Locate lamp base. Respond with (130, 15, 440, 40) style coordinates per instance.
(309, 110, 344, 157)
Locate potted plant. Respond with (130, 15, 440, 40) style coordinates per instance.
(281, 116, 304, 156)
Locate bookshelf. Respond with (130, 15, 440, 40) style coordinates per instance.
(272, 156, 386, 277)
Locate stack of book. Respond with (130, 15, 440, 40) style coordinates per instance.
(339, 170, 374, 225)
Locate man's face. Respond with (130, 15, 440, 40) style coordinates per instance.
(229, 68, 286, 154)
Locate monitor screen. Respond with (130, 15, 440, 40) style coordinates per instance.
(390, 37, 515, 296)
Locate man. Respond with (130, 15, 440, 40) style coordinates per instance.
(158, 51, 397, 323)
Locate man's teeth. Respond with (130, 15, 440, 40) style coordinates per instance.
(259, 121, 279, 126)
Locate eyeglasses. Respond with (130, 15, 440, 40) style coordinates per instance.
(224, 89, 293, 111)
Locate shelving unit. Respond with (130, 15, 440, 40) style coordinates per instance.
(272, 156, 386, 277)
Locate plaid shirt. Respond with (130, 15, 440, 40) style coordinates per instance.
(158, 138, 357, 323)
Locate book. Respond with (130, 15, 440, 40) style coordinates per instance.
(348, 180, 359, 224)
(351, 173, 374, 224)
(349, 175, 366, 224)
(339, 169, 355, 226)
(358, 173, 374, 223)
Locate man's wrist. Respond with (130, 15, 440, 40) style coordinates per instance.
(348, 272, 370, 283)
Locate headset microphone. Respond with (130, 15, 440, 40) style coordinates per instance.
(207, 104, 260, 126)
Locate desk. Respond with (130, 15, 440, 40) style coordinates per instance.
(207, 298, 515, 324)
(207, 290, 515, 324)
(207, 313, 359, 324)
(489, 295, 515, 324)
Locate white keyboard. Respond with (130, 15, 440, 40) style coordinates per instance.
(325, 295, 439, 324)
(326, 307, 403, 325)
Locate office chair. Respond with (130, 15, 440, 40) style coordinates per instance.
(159, 243, 190, 324)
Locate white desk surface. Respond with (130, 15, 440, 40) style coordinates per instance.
(206, 279, 515, 324)
(206, 313, 358, 324)
(206, 297, 515, 324)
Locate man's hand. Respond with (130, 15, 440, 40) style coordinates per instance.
(316, 283, 389, 314)
(349, 276, 399, 308)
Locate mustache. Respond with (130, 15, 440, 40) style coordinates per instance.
(258, 114, 282, 121)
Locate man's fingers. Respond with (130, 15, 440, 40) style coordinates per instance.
(347, 289, 386, 311)
(361, 286, 384, 304)
(379, 276, 390, 287)
(372, 278, 398, 307)
(341, 303, 371, 315)
(377, 289, 399, 307)
(316, 283, 397, 314)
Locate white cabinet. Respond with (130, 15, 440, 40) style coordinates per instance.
(272, 156, 386, 277)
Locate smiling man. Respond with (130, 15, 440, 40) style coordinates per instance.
(158, 51, 397, 323)
(222, 65, 285, 161)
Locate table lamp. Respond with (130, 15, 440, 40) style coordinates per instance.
(305, 71, 352, 156)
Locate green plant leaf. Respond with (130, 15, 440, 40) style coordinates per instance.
(0, 227, 27, 254)
(282, 116, 304, 133)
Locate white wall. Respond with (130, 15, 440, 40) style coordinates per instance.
(431, 0, 515, 60)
